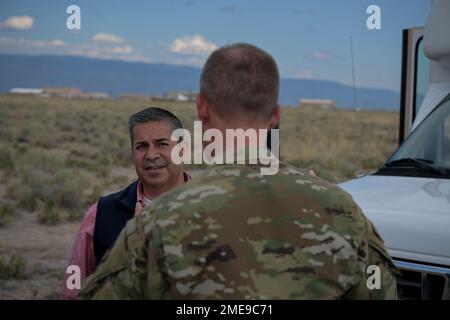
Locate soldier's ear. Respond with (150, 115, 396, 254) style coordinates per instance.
(268, 104, 281, 130)
(196, 93, 209, 123)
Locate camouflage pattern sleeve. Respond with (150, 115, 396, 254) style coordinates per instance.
(78, 214, 151, 299)
(342, 218, 398, 299)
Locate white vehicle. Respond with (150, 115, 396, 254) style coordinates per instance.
(340, 0, 450, 300)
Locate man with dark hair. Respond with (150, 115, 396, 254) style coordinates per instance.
(79, 43, 397, 299)
(61, 107, 191, 299)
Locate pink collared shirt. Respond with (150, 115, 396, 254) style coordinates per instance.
(60, 173, 190, 300)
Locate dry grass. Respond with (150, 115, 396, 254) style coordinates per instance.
(0, 254, 27, 280)
(280, 107, 399, 182)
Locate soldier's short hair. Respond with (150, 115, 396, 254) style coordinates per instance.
(200, 43, 280, 120)
(128, 107, 183, 145)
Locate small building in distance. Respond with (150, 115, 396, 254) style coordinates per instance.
(175, 93, 189, 102)
(118, 93, 174, 103)
(118, 91, 197, 103)
(42, 87, 110, 99)
(42, 86, 82, 98)
(9, 88, 45, 96)
(164, 91, 197, 102)
(85, 92, 110, 100)
(119, 93, 153, 102)
(299, 99, 336, 110)
(9, 87, 109, 99)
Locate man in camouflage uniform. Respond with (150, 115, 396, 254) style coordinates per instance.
(79, 43, 397, 299)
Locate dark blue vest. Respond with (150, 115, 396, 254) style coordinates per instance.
(94, 180, 138, 264)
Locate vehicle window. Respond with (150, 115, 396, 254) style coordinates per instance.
(388, 95, 450, 172)
(414, 38, 429, 119)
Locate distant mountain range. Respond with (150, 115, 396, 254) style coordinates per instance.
(0, 54, 400, 110)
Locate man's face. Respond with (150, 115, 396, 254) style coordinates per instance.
(132, 120, 183, 192)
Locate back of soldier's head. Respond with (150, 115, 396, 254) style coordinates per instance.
(200, 43, 280, 121)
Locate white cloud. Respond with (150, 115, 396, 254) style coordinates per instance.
(170, 34, 217, 56)
(92, 32, 124, 44)
(1, 16, 34, 30)
(108, 45, 133, 54)
(0, 37, 150, 63)
(50, 39, 66, 47)
(0, 37, 65, 49)
(69, 43, 151, 63)
(307, 51, 332, 60)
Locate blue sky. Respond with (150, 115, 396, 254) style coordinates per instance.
(0, 0, 430, 91)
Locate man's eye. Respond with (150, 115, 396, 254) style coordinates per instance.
(159, 142, 169, 147)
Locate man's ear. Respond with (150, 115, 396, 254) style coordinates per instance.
(196, 93, 209, 123)
(268, 104, 281, 129)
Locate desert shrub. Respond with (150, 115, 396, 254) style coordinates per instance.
(65, 156, 94, 170)
(0, 204, 15, 226)
(84, 184, 104, 210)
(15, 121, 56, 149)
(89, 155, 112, 177)
(110, 175, 130, 187)
(68, 144, 98, 160)
(0, 146, 14, 174)
(5, 183, 20, 201)
(54, 112, 80, 132)
(16, 150, 90, 218)
(0, 254, 27, 280)
(65, 145, 100, 172)
(37, 204, 61, 225)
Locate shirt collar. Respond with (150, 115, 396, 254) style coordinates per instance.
(136, 170, 191, 203)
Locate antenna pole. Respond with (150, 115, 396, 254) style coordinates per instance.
(350, 36, 358, 112)
(350, 36, 363, 176)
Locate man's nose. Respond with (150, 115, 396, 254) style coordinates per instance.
(144, 144, 160, 160)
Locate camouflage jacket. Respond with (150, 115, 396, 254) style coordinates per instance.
(78, 162, 397, 299)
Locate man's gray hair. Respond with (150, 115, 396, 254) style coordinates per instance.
(128, 107, 183, 144)
(200, 43, 279, 120)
